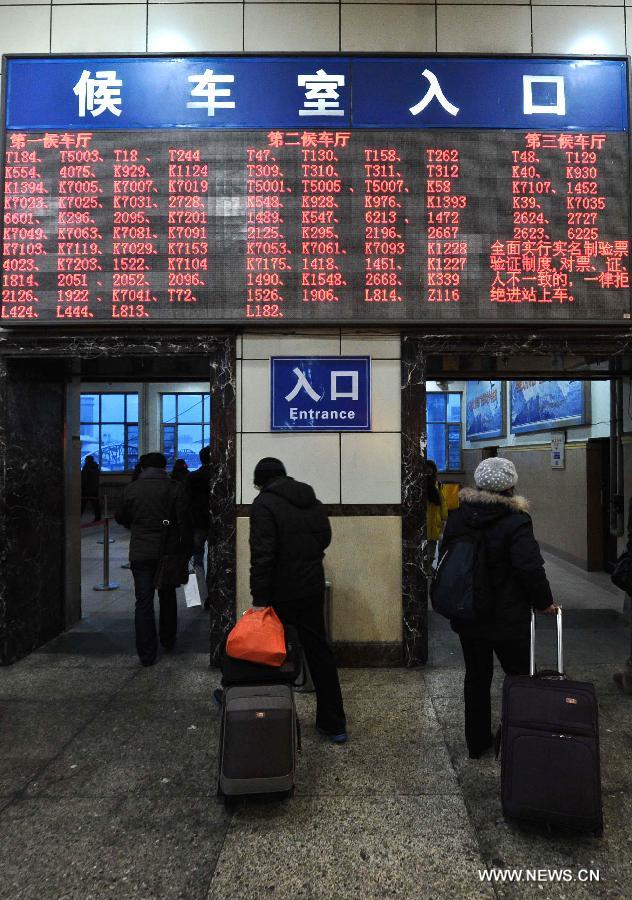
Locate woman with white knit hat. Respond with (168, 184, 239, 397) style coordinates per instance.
(439, 456, 559, 759)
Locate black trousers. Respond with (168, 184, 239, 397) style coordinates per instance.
(130, 560, 177, 664)
(458, 633, 530, 756)
(274, 595, 346, 735)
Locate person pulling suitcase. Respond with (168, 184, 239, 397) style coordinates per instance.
(437, 457, 559, 758)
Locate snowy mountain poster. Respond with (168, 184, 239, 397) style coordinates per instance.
(510, 380, 588, 435)
(465, 381, 505, 442)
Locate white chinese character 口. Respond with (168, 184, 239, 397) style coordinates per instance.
(409, 69, 459, 118)
(331, 371, 358, 401)
(523, 75, 565, 116)
(73, 70, 122, 118)
(297, 69, 345, 117)
(284, 368, 322, 403)
(187, 69, 235, 118)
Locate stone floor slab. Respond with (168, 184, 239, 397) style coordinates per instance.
(208, 796, 493, 900)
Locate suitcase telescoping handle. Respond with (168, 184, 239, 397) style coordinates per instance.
(529, 607, 563, 677)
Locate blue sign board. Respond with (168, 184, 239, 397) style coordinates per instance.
(465, 381, 505, 442)
(271, 357, 371, 431)
(4, 55, 628, 132)
(510, 380, 588, 434)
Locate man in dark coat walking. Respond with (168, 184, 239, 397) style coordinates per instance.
(116, 452, 193, 666)
(187, 446, 212, 594)
(81, 455, 101, 522)
(440, 457, 558, 758)
(249, 457, 347, 742)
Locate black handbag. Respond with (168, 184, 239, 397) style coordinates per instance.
(154, 484, 190, 589)
(611, 550, 632, 595)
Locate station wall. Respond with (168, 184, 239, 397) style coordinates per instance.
(1, 0, 631, 63)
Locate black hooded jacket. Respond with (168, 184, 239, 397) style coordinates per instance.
(440, 486, 553, 640)
(250, 476, 332, 605)
(115, 468, 193, 561)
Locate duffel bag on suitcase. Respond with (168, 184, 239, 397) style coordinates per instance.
(499, 609, 603, 834)
(221, 625, 301, 687)
(217, 683, 300, 802)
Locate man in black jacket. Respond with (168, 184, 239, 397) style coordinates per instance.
(440, 457, 558, 758)
(249, 457, 347, 742)
(116, 452, 193, 666)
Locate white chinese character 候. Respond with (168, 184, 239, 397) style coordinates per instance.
(523, 75, 565, 116)
(297, 69, 345, 117)
(187, 69, 235, 117)
(73, 70, 122, 118)
(285, 368, 322, 402)
(409, 69, 459, 118)
(331, 371, 358, 401)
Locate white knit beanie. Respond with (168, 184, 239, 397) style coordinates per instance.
(474, 457, 518, 493)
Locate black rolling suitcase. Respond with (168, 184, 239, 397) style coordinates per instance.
(500, 609, 603, 834)
(217, 625, 301, 803)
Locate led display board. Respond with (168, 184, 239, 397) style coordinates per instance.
(1, 55, 630, 326)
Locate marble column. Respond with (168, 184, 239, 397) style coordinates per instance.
(207, 337, 237, 666)
(401, 336, 428, 666)
(0, 359, 66, 664)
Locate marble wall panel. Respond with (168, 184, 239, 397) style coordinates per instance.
(0, 361, 65, 663)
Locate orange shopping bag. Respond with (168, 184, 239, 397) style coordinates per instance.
(225, 606, 287, 667)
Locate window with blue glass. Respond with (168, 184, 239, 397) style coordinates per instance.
(80, 393, 139, 472)
(161, 394, 211, 469)
(426, 393, 462, 472)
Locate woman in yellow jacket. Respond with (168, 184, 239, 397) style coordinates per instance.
(423, 459, 448, 576)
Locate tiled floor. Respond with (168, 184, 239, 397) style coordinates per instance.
(0, 524, 630, 898)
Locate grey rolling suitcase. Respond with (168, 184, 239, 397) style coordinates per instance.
(218, 683, 299, 802)
(500, 609, 603, 834)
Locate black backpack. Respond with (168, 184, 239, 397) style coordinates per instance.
(431, 528, 493, 621)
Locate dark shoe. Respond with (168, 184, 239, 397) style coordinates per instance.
(213, 688, 224, 707)
(317, 726, 348, 744)
(161, 641, 176, 652)
(140, 657, 156, 668)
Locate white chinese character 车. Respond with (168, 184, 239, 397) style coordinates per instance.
(284, 368, 322, 403)
(523, 76, 565, 116)
(73, 70, 122, 118)
(331, 371, 358, 401)
(409, 69, 459, 118)
(187, 69, 235, 118)
(297, 69, 345, 117)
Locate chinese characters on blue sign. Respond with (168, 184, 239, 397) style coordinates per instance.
(4, 56, 628, 131)
(271, 358, 371, 431)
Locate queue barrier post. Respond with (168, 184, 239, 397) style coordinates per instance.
(93, 495, 119, 592)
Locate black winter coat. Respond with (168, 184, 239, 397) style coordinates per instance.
(440, 487, 553, 641)
(81, 460, 100, 498)
(250, 476, 331, 606)
(188, 464, 212, 532)
(115, 468, 193, 561)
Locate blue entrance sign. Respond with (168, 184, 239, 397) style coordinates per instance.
(271, 357, 371, 431)
(4, 55, 628, 132)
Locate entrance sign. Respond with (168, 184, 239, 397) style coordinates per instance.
(1, 54, 630, 325)
(271, 357, 371, 431)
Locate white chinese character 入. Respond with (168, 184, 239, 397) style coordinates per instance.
(73, 70, 122, 118)
(409, 69, 459, 118)
(297, 69, 345, 117)
(523, 75, 565, 116)
(284, 368, 322, 403)
(331, 371, 358, 401)
(187, 69, 235, 117)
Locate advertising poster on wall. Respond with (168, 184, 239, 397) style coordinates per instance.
(465, 380, 505, 442)
(510, 380, 589, 434)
